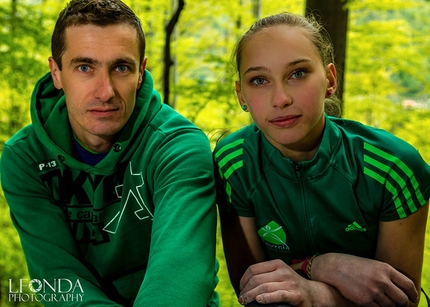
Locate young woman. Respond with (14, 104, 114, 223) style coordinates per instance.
(214, 12, 430, 307)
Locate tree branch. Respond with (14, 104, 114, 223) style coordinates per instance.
(163, 0, 185, 107)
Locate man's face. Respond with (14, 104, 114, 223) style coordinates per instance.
(49, 24, 146, 152)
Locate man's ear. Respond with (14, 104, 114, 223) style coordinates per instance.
(325, 63, 337, 96)
(49, 57, 63, 90)
(137, 57, 147, 89)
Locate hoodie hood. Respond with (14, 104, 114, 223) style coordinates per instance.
(30, 70, 162, 173)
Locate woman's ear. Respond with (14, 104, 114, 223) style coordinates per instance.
(235, 80, 247, 109)
(325, 63, 337, 97)
(49, 57, 63, 90)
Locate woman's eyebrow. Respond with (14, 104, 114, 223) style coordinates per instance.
(285, 58, 312, 68)
(243, 58, 312, 76)
(243, 66, 269, 76)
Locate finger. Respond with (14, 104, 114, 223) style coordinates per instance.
(239, 288, 260, 306)
(391, 274, 418, 304)
(255, 290, 300, 306)
(240, 271, 275, 297)
(240, 265, 261, 292)
(240, 267, 298, 296)
(383, 282, 412, 307)
(240, 261, 285, 292)
(373, 290, 404, 307)
(240, 284, 298, 306)
(240, 281, 280, 305)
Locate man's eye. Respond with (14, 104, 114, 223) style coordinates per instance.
(116, 66, 129, 73)
(78, 65, 91, 73)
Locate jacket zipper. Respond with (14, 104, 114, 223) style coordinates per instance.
(294, 164, 301, 178)
(295, 163, 317, 255)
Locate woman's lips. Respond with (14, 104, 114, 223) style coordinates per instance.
(269, 115, 301, 128)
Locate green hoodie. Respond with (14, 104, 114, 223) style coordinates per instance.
(1, 71, 219, 306)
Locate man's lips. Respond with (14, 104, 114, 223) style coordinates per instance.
(88, 107, 119, 117)
(269, 115, 301, 127)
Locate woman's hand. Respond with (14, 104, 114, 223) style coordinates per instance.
(238, 259, 354, 306)
(311, 253, 418, 307)
(238, 259, 307, 306)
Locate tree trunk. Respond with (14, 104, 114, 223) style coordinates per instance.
(163, 0, 185, 107)
(305, 0, 348, 113)
(253, 0, 261, 19)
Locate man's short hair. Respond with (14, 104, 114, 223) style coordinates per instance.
(51, 0, 145, 70)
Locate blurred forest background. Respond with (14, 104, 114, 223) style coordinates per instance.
(0, 0, 429, 306)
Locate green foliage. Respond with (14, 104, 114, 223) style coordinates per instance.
(0, 191, 41, 307)
(345, 0, 430, 163)
(0, 0, 61, 152)
(0, 0, 429, 306)
(344, 2, 430, 305)
(170, 0, 304, 140)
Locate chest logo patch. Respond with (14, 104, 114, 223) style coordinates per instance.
(258, 221, 290, 252)
(345, 221, 367, 232)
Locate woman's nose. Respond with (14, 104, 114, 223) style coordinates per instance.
(272, 83, 293, 108)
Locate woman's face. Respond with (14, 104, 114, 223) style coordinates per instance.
(236, 25, 336, 161)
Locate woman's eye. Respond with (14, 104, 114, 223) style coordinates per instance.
(78, 65, 91, 73)
(291, 69, 306, 79)
(250, 77, 267, 85)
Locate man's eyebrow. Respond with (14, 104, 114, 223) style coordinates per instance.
(110, 57, 137, 66)
(243, 58, 312, 76)
(69, 57, 99, 67)
(68, 57, 137, 67)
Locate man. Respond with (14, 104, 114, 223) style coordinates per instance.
(0, 0, 219, 306)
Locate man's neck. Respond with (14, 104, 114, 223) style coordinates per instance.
(73, 133, 114, 153)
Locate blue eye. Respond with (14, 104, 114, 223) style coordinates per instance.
(291, 69, 306, 79)
(116, 65, 129, 73)
(250, 77, 267, 85)
(78, 65, 91, 73)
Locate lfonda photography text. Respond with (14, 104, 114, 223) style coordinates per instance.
(8, 278, 84, 304)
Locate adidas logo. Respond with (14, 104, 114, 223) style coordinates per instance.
(345, 221, 367, 232)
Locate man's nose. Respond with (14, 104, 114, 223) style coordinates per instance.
(93, 72, 115, 102)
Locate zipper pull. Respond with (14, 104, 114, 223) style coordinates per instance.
(295, 164, 301, 178)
